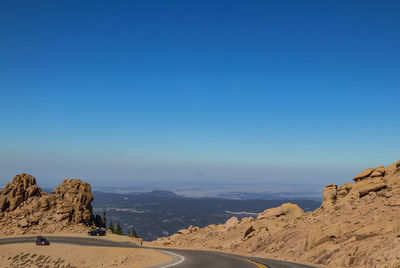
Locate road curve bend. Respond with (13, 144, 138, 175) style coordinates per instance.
(0, 236, 318, 268)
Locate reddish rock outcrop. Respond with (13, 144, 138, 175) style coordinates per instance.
(0, 173, 95, 235)
(0, 174, 40, 212)
(150, 159, 400, 268)
(257, 203, 304, 220)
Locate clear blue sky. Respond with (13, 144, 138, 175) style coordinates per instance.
(0, 1, 399, 189)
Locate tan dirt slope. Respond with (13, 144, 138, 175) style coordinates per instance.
(150, 160, 400, 268)
(0, 243, 170, 268)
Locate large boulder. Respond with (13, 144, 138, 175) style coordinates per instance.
(18, 218, 29, 228)
(257, 203, 303, 220)
(224, 217, 239, 230)
(52, 179, 94, 225)
(322, 184, 338, 207)
(370, 166, 385, 178)
(337, 183, 354, 198)
(353, 168, 375, 182)
(354, 178, 387, 197)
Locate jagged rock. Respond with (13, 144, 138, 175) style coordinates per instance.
(177, 225, 200, 235)
(189, 225, 199, 233)
(305, 227, 337, 250)
(52, 179, 94, 225)
(27, 214, 39, 224)
(356, 178, 386, 197)
(370, 166, 385, 178)
(178, 228, 190, 235)
(56, 205, 73, 215)
(337, 183, 354, 198)
(322, 184, 337, 206)
(257, 203, 303, 220)
(225, 217, 239, 230)
(0, 174, 41, 212)
(18, 218, 29, 228)
(243, 225, 255, 239)
(0, 196, 9, 212)
(241, 217, 254, 222)
(353, 168, 375, 182)
(54, 213, 69, 221)
(25, 185, 40, 200)
(0, 173, 95, 235)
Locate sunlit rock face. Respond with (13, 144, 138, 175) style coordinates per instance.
(0, 173, 94, 235)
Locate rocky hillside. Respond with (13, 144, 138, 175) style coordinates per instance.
(0, 173, 95, 235)
(150, 160, 400, 267)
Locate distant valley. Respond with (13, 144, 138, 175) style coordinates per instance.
(91, 190, 320, 241)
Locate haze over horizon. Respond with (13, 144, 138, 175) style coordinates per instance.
(1, 1, 399, 190)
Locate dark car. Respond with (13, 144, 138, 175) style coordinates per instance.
(88, 229, 106, 236)
(36, 236, 50, 246)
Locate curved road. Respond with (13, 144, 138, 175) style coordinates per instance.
(0, 236, 318, 268)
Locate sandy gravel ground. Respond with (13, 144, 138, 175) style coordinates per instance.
(0, 232, 171, 268)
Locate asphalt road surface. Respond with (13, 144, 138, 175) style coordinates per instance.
(0, 236, 318, 268)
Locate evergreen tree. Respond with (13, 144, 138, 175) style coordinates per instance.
(109, 220, 115, 233)
(102, 211, 107, 228)
(132, 229, 138, 238)
(115, 221, 123, 235)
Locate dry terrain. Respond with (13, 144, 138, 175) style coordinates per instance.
(0, 232, 171, 268)
(0, 242, 170, 268)
(149, 160, 400, 268)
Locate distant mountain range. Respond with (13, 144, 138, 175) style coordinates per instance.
(91, 190, 321, 241)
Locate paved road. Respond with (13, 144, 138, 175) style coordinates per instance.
(0, 236, 318, 268)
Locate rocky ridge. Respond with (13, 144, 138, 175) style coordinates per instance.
(150, 160, 400, 267)
(0, 173, 95, 235)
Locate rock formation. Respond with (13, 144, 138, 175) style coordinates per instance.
(150, 160, 400, 267)
(0, 173, 95, 235)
